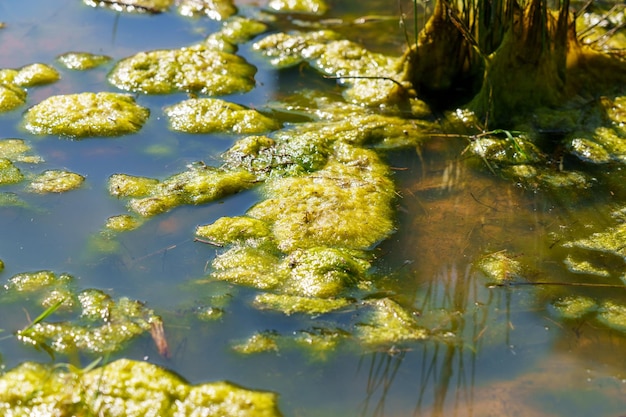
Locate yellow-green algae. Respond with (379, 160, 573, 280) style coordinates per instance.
(233, 331, 280, 354)
(177, 0, 237, 20)
(551, 296, 597, 320)
(13, 63, 59, 87)
(57, 52, 112, 70)
(253, 30, 409, 105)
(0, 138, 43, 163)
(108, 44, 256, 95)
(563, 222, 626, 262)
(0, 82, 26, 113)
(253, 293, 351, 315)
(0, 359, 281, 417)
(104, 214, 144, 232)
(0, 158, 24, 185)
(83, 0, 173, 13)
(597, 301, 626, 332)
(27, 170, 84, 193)
(110, 164, 256, 217)
(356, 298, 428, 345)
(563, 254, 611, 277)
(267, 0, 328, 16)
(196, 216, 274, 248)
(206, 16, 268, 45)
(475, 251, 523, 284)
(24, 92, 149, 138)
(165, 98, 280, 134)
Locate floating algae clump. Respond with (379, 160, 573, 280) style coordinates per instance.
(357, 298, 427, 345)
(475, 251, 523, 284)
(0, 138, 42, 163)
(28, 170, 84, 193)
(84, 0, 173, 13)
(253, 293, 351, 315)
(165, 98, 279, 134)
(104, 214, 143, 232)
(551, 296, 597, 320)
(196, 216, 274, 248)
(57, 52, 111, 70)
(0, 158, 24, 185)
(108, 44, 256, 95)
(111, 164, 256, 217)
(563, 222, 626, 262)
(17, 288, 163, 355)
(597, 301, 626, 333)
(248, 143, 395, 252)
(0, 83, 26, 112)
(267, 0, 328, 15)
(24, 92, 149, 138)
(177, 0, 237, 20)
(14, 63, 59, 87)
(0, 359, 281, 417)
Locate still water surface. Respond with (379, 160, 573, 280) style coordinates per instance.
(1, 1, 626, 416)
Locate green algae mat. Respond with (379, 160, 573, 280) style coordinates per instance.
(1, 0, 626, 415)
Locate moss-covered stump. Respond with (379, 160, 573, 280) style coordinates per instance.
(108, 44, 256, 95)
(0, 359, 282, 417)
(24, 92, 149, 138)
(165, 98, 279, 134)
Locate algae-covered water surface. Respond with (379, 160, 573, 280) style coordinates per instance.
(1, 0, 626, 415)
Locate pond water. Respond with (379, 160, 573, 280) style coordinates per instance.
(1, 0, 626, 416)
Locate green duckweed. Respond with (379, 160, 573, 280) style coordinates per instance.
(57, 52, 112, 70)
(24, 92, 149, 138)
(28, 170, 84, 193)
(165, 98, 280, 134)
(14, 63, 59, 87)
(108, 44, 256, 95)
(0, 359, 281, 417)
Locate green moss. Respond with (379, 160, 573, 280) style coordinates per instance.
(248, 143, 395, 252)
(57, 52, 111, 70)
(108, 44, 256, 95)
(28, 170, 84, 193)
(24, 92, 149, 138)
(121, 166, 256, 217)
(84, 0, 173, 13)
(551, 296, 597, 320)
(196, 216, 274, 247)
(0, 158, 24, 185)
(267, 0, 328, 15)
(14, 63, 59, 87)
(357, 298, 427, 345)
(165, 98, 279, 134)
(475, 251, 522, 284)
(253, 292, 351, 315)
(177, 0, 236, 20)
(105, 214, 143, 232)
(0, 83, 26, 112)
(0, 359, 282, 416)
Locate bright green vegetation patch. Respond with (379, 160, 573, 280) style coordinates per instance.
(551, 296, 597, 320)
(0, 83, 26, 112)
(207, 16, 268, 45)
(104, 214, 143, 232)
(196, 216, 274, 247)
(177, 0, 236, 20)
(110, 164, 256, 217)
(597, 301, 626, 332)
(356, 298, 428, 345)
(0, 359, 281, 417)
(267, 0, 328, 15)
(165, 98, 279, 134)
(253, 30, 409, 105)
(57, 52, 111, 70)
(0, 158, 24, 185)
(108, 44, 256, 95)
(14, 63, 59, 87)
(28, 170, 84, 193)
(24, 92, 149, 138)
(253, 293, 351, 315)
(563, 222, 626, 262)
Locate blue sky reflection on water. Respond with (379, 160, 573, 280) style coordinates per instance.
(0, 1, 626, 416)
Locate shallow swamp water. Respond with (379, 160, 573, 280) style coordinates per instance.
(1, 0, 626, 416)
